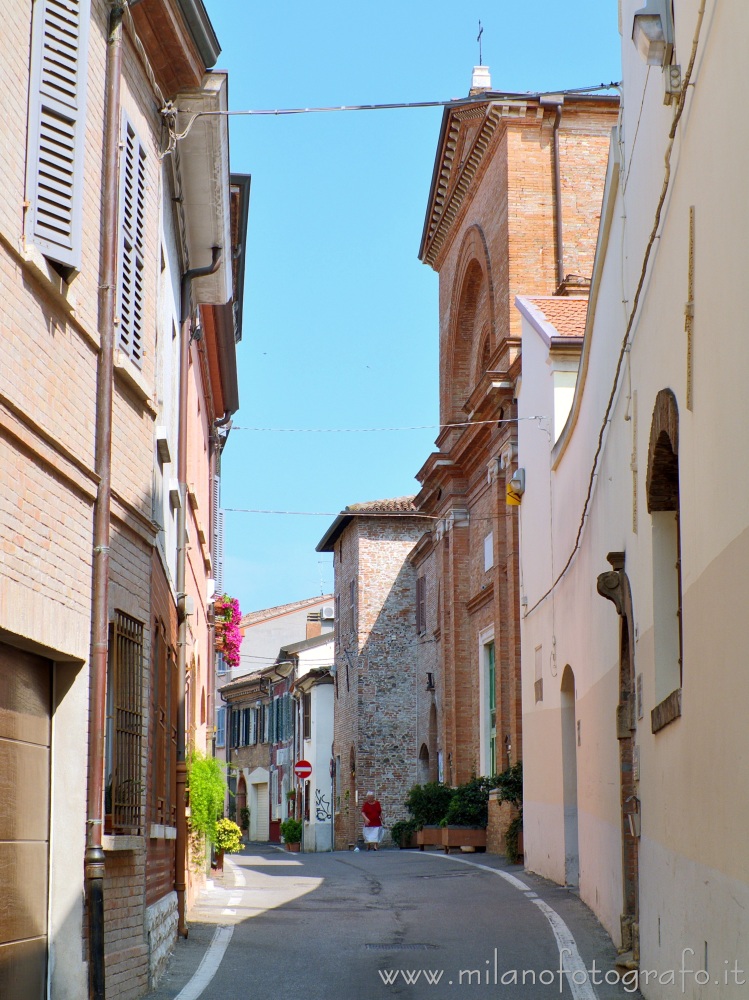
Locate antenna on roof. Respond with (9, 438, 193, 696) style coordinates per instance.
(477, 20, 484, 66)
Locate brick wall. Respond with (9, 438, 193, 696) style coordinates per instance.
(417, 97, 617, 803)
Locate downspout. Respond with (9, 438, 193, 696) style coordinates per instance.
(175, 246, 222, 937)
(87, 5, 123, 998)
(552, 102, 565, 289)
(205, 413, 231, 760)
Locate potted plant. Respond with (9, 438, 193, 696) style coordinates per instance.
(280, 817, 303, 852)
(439, 776, 495, 853)
(403, 782, 456, 850)
(213, 594, 243, 668)
(214, 817, 243, 871)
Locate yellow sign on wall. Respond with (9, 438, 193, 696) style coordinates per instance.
(506, 482, 522, 506)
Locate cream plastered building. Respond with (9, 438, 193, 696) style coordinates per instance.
(517, 2, 749, 996)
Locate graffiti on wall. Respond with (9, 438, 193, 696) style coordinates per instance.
(315, 789, 332, 821)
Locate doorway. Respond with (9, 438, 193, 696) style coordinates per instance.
(0, 643, 51, 999)
(560, 665, 579, 887)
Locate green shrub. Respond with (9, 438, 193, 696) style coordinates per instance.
(404, 782, 455, 829)
(215, 818, 243, 853)
(442, 776, 495, 828)
(280, 817, 303, 844)
(390, 818, 418, 847)
(505, 813, 523, 863)
(186, 747, 227, 845)
(494, 761, 523, 808)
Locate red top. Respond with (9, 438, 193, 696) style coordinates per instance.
(361, 799, 382, 827)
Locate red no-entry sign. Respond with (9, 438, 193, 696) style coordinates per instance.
(294, 759, 312, 779)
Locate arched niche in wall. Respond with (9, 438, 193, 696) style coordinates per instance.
(444, 226, 496, 423)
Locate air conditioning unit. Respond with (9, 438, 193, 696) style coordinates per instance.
(321, 604, 335, 620)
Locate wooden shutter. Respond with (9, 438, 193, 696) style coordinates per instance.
(26, 0, 91, 269)
(117, 116, 146, 367)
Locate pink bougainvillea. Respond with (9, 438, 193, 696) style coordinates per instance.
(214, 594, 243, 667)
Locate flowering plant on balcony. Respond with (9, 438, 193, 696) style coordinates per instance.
(214, 594, 243, 667)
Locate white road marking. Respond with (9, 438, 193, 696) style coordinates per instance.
(174, 924, 233, 1000)
(426, 854, 598, 1000)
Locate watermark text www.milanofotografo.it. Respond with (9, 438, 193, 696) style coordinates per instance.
(378, 948, 748, 993)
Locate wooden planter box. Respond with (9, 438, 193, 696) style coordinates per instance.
(441, 826, 487, 854)
(416, 826, 443, 850)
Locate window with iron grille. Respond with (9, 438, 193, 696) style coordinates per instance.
(106, 611, 145, 834)
(150, 624, 177, 827)
(116, 115, 146, 367)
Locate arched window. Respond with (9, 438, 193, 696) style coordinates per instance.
(647, 390, 683, 728)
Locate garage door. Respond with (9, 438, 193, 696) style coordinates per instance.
(253, 782, 269, 841)
(0, 644, 51, 1000)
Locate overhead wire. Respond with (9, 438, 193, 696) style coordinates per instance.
(166, 82, 621, 145)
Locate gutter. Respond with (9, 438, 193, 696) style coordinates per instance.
(175, 0, 221, 67)
(539, 95, 566, 289)
(175, 246, 222, 937)
(86, 6, 123, 998)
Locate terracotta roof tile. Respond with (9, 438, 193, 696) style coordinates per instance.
(345, 496, 417, 514)
(526, 296, 588, 338)
(240, 594, 333, 628)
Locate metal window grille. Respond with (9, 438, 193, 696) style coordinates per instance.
(110, 611, 145, 834)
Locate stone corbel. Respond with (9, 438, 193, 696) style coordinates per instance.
(499, 440, 518, 472)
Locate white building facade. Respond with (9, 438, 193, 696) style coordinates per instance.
(517, 2, 749, 996)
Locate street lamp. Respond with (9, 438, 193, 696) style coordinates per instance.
(631, 0, 674, 66)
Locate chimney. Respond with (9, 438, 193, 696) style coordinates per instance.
(470, 65, 492, 95)
(306, 612, 321, 640)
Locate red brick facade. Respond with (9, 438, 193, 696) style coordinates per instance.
(415, 93, 618, 789)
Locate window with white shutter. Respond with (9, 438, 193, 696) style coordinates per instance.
(249, 707, 257, 745)
(117, 116, 146, 367)
(26, 0, 91, 271)
(215, 707, 226, 748)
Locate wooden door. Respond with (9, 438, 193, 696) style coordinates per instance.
(0, 643, 51, 999)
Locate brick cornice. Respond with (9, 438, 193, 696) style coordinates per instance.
(421, 100, 531, 270)
(466, 582, 494, 615)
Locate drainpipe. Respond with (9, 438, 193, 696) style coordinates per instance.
(175, 246, 222, 937)
(86, 4, 123, 997)
(552, 102, 565, 289)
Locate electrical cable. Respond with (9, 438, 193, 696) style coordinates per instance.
(166, 83, 621, 145)
(230, 416, 546, 433)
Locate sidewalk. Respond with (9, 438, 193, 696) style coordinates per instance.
(143, 845, 278, 999)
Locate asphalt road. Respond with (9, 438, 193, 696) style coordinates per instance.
(147, 846, 642, 1000)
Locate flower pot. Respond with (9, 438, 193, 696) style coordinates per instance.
(286, 842, 301, 853)
(416, 826, 443, 851)
(441, 826, 487, 854)
(214, 849, 224, 871)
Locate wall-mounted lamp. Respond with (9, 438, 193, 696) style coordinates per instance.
(632, 0, 673, 66)
(509, 468, 525, 496)
(190, 324, 203, 344)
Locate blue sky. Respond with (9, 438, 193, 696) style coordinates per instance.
(205, 2, 622, 615)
